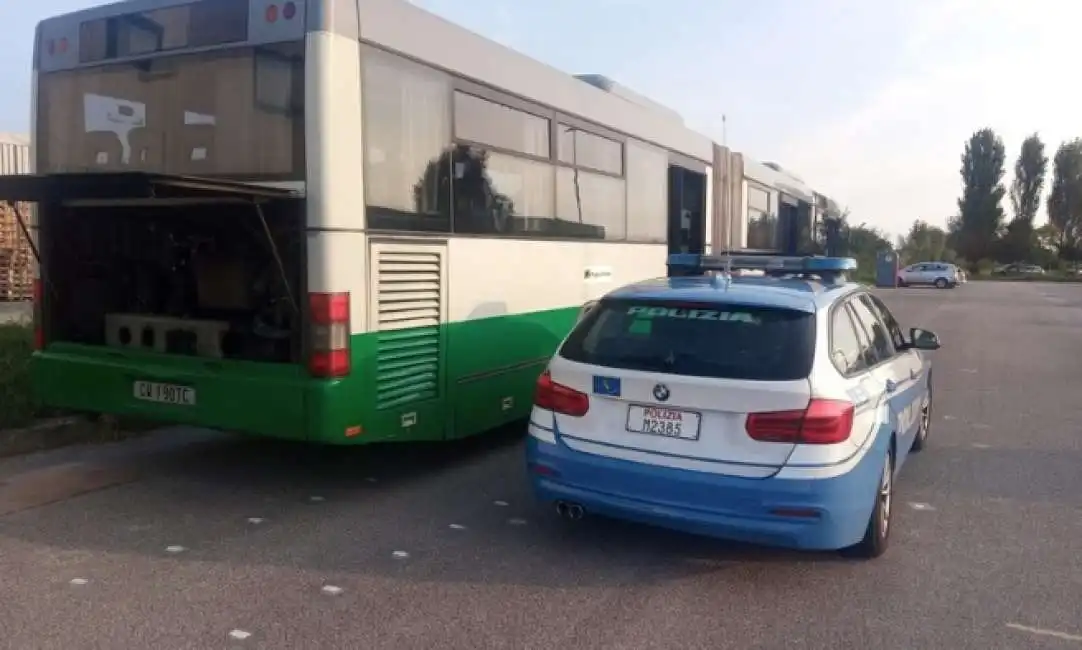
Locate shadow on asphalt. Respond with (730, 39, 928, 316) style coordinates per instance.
(4, 281, 1080, 588)
(0, 423, 865, 590)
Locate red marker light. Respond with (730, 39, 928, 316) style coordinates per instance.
(265, 4, 279, 22)
(58, 38, 69, 54)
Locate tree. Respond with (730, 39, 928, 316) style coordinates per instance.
(899, 220, 954, 263)
(816, 209, 892, 280)
(1000, 134, 1048, 262)
(1009, 133, 1048, 224)
(1047, 138, 1082, 261)
(955, 128, 1007, 263)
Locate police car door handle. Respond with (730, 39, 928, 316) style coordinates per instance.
(885, 379, 898, 393)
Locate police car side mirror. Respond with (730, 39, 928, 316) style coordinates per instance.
(909, 327, 941, 351)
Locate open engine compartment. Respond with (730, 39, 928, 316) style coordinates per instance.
(42, 197, 305, 364)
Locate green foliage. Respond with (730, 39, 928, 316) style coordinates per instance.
(898, 220, 955, 264)
(974, 258, 997, 276)
(1047, 138, 1082, 261)
(817, 211, 892, 283)
(955, 128, 1008, 263)
(0, 322, 36, 430)
(1009, 134, 1048, 225)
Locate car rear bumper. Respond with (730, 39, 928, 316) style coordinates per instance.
(525, 431, 887, 551)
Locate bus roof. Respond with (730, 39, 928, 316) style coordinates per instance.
(358, 0, 715, 163)
(37, 0, 717, 164)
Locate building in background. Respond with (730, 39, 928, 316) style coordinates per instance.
(0, 133, 32, 301)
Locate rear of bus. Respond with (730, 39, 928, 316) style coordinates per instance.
(20, 0, 345, 441)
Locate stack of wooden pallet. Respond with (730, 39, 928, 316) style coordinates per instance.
(0, 202, 32, 301)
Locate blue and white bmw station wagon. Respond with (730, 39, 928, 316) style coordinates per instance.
(526, 253, 942, 558)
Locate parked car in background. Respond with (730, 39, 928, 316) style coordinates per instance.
(994, 263, 1045, 275)
(897, 262, 962, 289)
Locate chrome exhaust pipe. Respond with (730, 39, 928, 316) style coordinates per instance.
(555, 501, 570, 518)
(567, 503, 585, 520)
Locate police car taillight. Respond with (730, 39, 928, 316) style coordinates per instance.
(745, 399, 854, 444)
(534, 370, 589, 417)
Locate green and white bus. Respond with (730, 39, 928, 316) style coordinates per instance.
(5, 0, 736, 445)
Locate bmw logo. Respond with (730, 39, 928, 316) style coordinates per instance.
(653, 384, 670, 402)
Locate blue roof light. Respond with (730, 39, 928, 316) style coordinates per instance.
(666, 250, 858, 279)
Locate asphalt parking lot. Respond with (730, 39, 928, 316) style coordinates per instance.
(1, 281, 1081, 649)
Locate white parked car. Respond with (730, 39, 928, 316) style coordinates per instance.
(527, 253, 942, 558)
(896, 262, 962, 289)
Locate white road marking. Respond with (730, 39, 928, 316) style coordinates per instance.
(943, 415, 957, 421)
(309, 496, 325, 502)
(1006, 623, 1082, 642)
(493, 500, 509, 507)
(508, 518, 528, 526)
(392, 551, 410, 559)
(960, 368, 978, 374)
(228, 630, 252, 641)
(365, 477, 378, 483)
(908, 502, 936, 511)
(165, 545, 186, 554)
(449, 524, 466, 530)
(971, 443, 991, 449)
(247, 517, 265, 525)
(69, 578, 89, 586)
(321, 585, 344, 596)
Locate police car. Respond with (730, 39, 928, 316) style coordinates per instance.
(526, 252, 941, 558)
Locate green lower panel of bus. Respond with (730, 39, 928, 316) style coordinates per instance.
(31, 306, 580, 444)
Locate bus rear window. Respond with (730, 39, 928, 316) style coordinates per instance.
(37, 43, 304, 180)
(559, 300, 816, 381)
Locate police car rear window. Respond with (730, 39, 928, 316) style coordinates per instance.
(559, 300, 815, 381)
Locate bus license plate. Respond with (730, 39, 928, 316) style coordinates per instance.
(133, 381, 196, 406)
(626, 405, 700, 440)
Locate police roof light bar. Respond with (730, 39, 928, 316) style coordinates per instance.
(667, 251, 858, 278)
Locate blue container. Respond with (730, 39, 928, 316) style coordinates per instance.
(875, 251, 900, 287)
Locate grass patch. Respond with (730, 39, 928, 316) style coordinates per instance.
(0, 320, 157, 456)
(0, 321, 36, 430)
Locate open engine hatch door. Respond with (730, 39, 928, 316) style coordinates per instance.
(0, 172, 300, 205)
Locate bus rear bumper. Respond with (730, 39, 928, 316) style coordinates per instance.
(31, 347, 312, 441)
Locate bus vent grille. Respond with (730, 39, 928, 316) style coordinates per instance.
(375, 248, 443, 409)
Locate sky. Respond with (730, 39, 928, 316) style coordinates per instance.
(2, 0, 1079, 238)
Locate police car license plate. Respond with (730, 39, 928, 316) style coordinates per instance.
(626, 405, 701, 440)
(133, 381, 196, 406)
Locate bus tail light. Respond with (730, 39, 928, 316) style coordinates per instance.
(308, 292, 350, 378)
(32, 278, 43, 350)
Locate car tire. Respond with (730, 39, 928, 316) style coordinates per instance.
(844, 448, 894, 559)
(910, 388, 932, 452)
(934, 277, 949, 289)
(897, 278, 907, 288)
